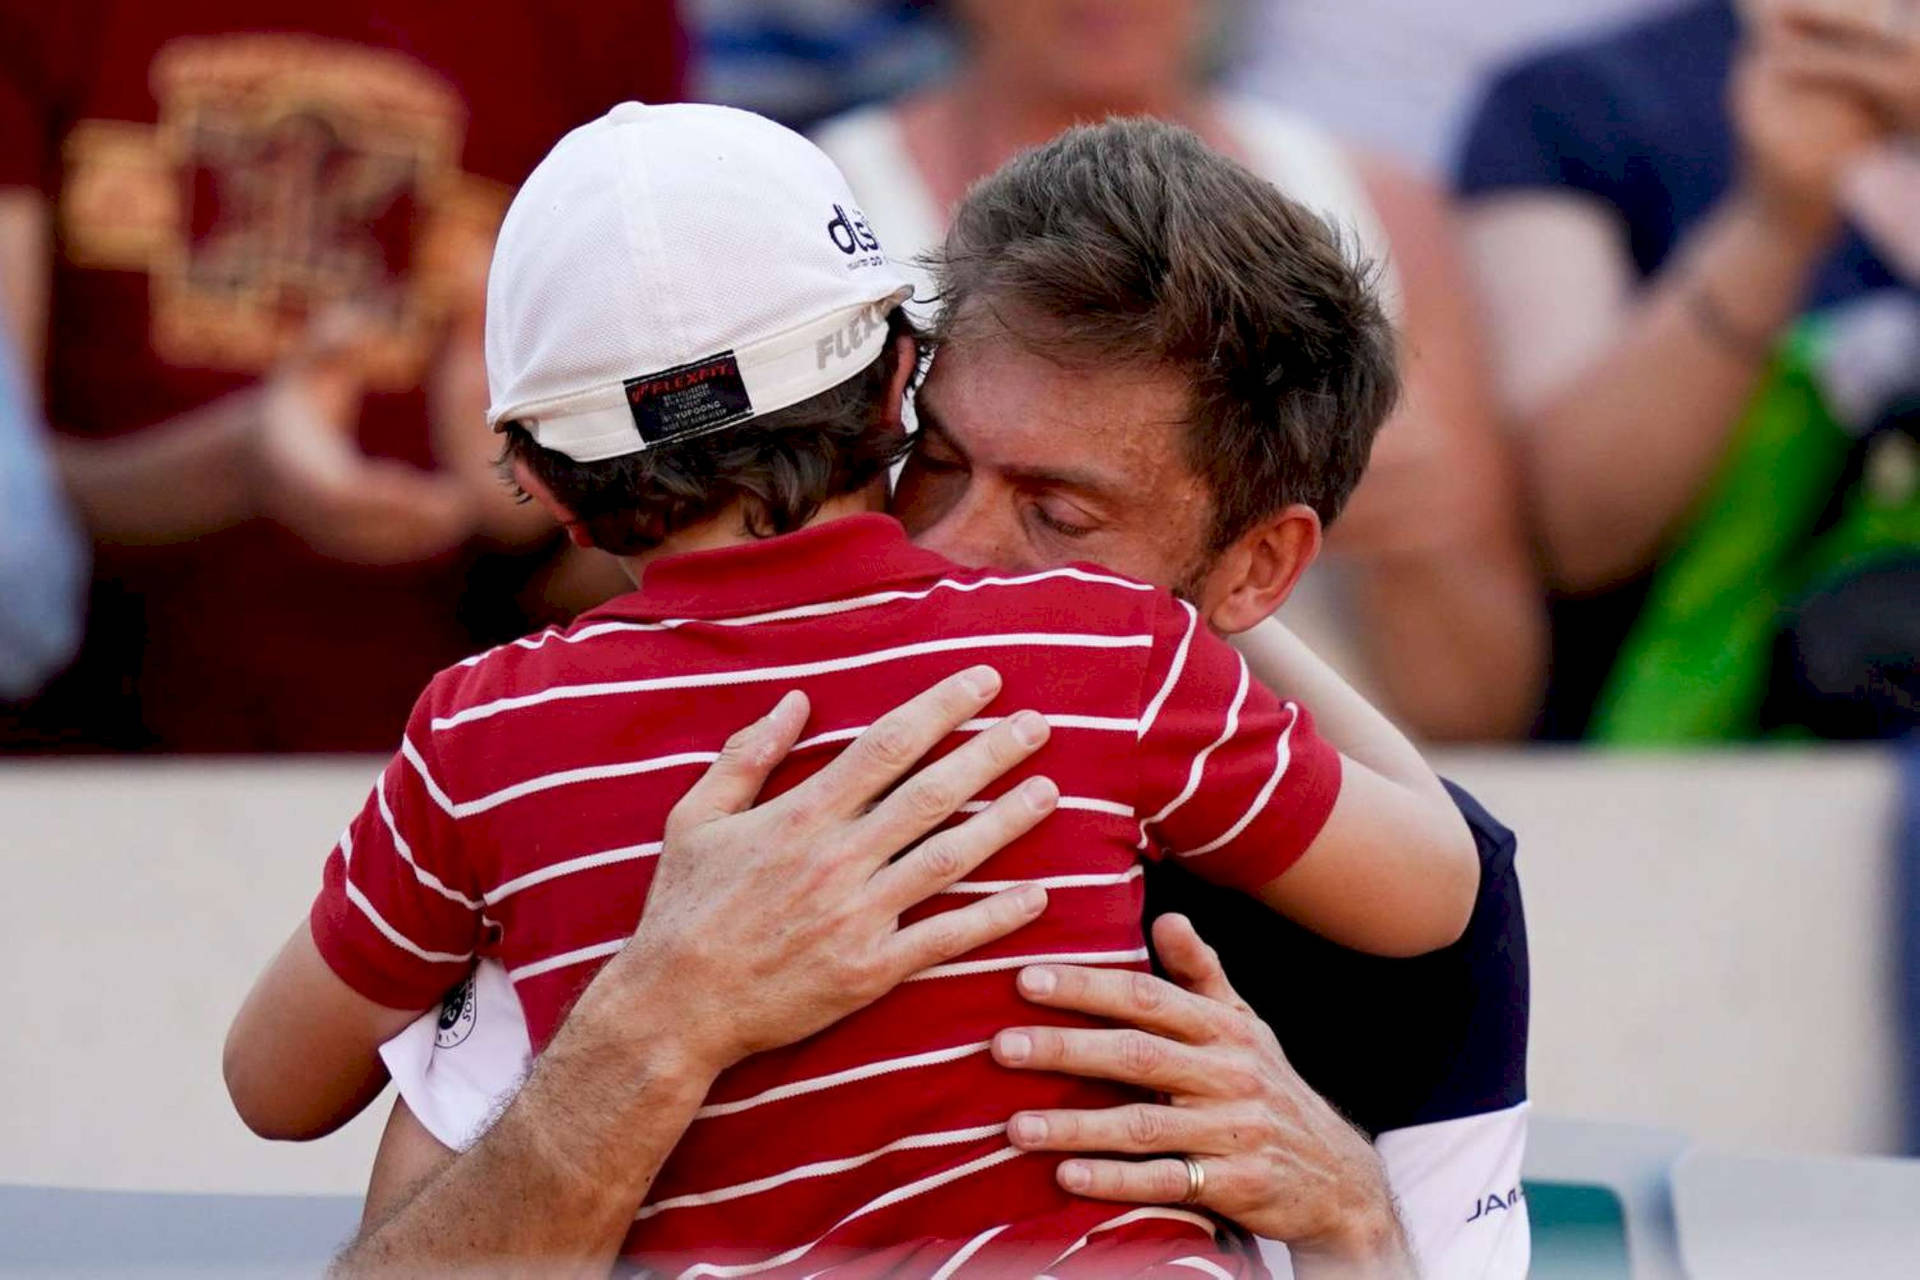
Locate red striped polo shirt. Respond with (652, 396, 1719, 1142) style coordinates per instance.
(310, 513, 1339, 1278)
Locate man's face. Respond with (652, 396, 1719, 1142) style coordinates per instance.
(893, 323, 1219, 598)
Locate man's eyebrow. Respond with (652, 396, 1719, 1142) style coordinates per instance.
(1000, 460, 1123, 499)
(917, 395, 1121, 500)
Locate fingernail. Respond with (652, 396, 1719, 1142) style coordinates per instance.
(997, 1030, 1032, 1063)
(1060, 1161, 1091, 1192)
(1011, 1114, 1048, 1144)
(1019, 966, 1057, 997)
(962, 665, 1001, 698)
(1022, 776, 1058, 812)
(1016, 884, 1048, 913)
(1012, 711, 1049, 748)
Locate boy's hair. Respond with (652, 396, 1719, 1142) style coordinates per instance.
(926, 117, 1400, 551)
(500, 309, 918, 555)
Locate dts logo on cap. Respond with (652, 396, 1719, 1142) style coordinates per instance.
(827, 204, 881, 256)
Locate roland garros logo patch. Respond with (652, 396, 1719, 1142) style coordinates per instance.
(624, 352, 754, 446)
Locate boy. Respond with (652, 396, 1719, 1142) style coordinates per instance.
(227, 104, 1475, 1275)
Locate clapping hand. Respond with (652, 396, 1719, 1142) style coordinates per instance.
(253, 310, 477, 565)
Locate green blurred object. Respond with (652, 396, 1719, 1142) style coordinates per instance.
(1525, 1180, 1632, 1280)
(1592, 315, 1920, 744)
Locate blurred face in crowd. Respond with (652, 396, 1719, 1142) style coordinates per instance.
(953, 0, 1211, 102)
(894, 317, 1302, 635)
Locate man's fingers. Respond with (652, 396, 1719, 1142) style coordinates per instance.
(1007, 1103, 1215, 1157)
(795, 666, 1003, 819)
(666, 691, 810, 832)
(886, 884, 1048, 978)
(1053, 1157, 1195, 1207)
(854, 710, 1052, 863)
(869, 776, 1059, 914)
(1011, 958, 1225, 1045)
(1149, 913, 1248, 1010)
(990, 1024, 1227, 1097)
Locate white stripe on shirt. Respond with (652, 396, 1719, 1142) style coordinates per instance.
(484, 842, 663, 907)
(1175, 702, 1300, 860)
(695, 1041, 992, 1120)
(506, 938, 626, 984)
(457, 567, 1157, 668)
(1137, 600, 1200, 741)
(637, 1124, 1004, 1220)
(374, 773, 482, 909)
(345, 880, 473, 966)
(957, 795, 1135, 819)
(674, 1146, 1026, 1280)
(929, 1224, 1012, 1280)
(905, 947, 1150, 982)
(407, 715, 1137, 821)
(940, 866, 1143, 895)
(1136, 654, 1253, 849)
(432, 632, 1153, 732)
(1044, 1206, 1221, 1271)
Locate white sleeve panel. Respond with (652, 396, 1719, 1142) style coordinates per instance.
(1252, 1103, 1529, 1280)
(1376, 1101, 1532, 1279)
(378, 958, 532, 1151)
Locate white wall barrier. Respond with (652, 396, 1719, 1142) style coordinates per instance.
(0, 748, 1904, 1196)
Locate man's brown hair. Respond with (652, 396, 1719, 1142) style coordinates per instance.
(500, 310, 916, 555)
(927, 117, 1399, 550)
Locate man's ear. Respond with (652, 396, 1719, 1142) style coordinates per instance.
(1195, 504, 1323, 635)
(510, 458, 594, 549)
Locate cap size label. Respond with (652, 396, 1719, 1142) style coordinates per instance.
(624, 353, 754, 446)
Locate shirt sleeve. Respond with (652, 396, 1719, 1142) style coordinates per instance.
(1453, 51, 1614, 203)
(308, 683, 482, 1011)
(1133, 597, 1342, 895)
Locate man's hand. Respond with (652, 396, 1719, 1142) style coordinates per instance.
(584, 664, 1061, 1075)
(994, 913, 1413, 1277)
(338, 667, 1059, 1275)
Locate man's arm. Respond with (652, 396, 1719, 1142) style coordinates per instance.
(334, 669, 1059, 1275)
(996, 913, 1415, 1279)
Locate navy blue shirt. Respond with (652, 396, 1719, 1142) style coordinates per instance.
(1454, 0, 1908, 738)
(1147, 781, 1528, 1138)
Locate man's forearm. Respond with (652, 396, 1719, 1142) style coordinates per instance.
(55, 393, 260, 545)
(336, 962, 721, 1276)
(1525, 190, 1828, 591)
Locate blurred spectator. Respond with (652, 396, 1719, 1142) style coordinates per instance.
(1229, 0, 1677, 170)
(0, 1, 682, 752)
(0, 315, 84, 700)
(694, 0, 951, 130)
(813, 0, 1546, 741)
(1458, 0, 1920, 741)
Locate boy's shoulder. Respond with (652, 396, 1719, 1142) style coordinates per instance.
(417, 553, 1189, 729)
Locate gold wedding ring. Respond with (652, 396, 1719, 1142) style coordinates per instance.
(1179, 1155, 1207, 1205)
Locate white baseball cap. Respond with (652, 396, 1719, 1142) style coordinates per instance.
(484, 102, 913, 463)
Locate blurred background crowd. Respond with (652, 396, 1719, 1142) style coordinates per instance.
(0, 0, 1915, 755)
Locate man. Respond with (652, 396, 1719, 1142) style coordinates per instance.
(342, 121, 1531, 1276)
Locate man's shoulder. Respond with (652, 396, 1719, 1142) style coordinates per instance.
(1458, 1, 1735, 193)
(1143, 777, 1527, 1137)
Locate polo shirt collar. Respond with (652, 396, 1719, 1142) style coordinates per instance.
(614, 514, 955, 619)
